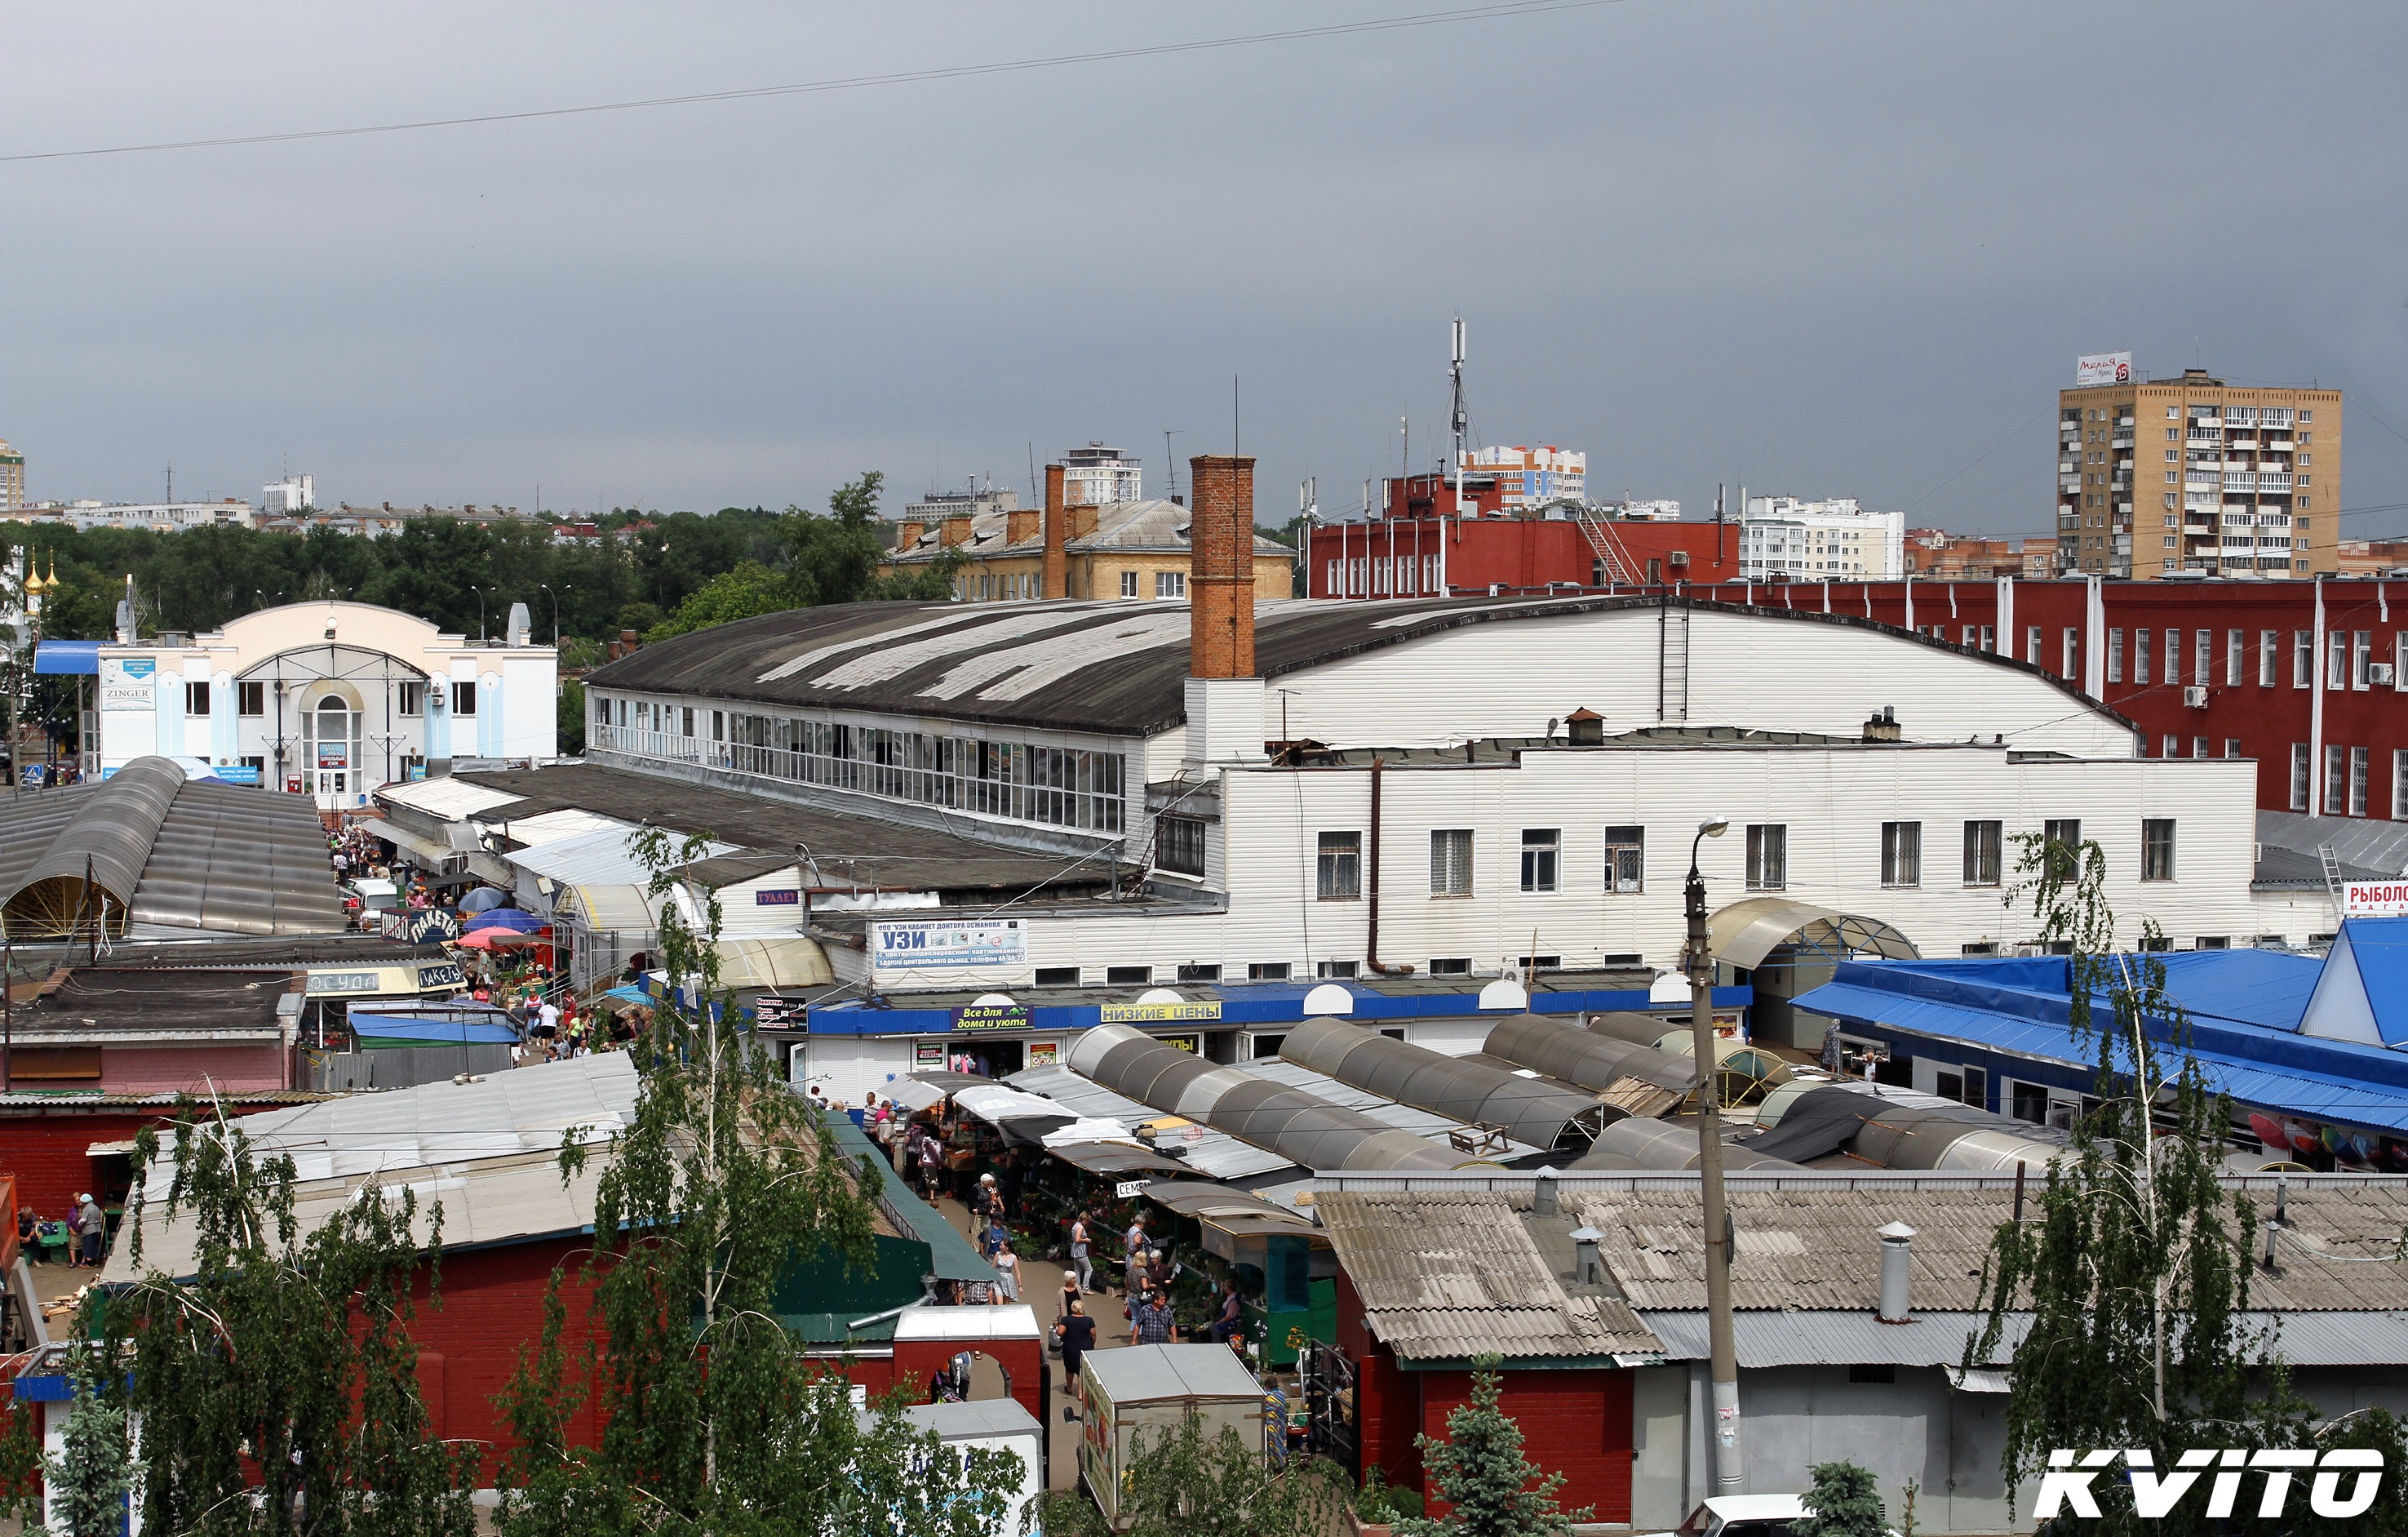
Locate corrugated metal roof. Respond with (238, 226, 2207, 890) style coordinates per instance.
(1239, 1057, 1547, 1162)
(1798, 966, 2408, 1135)
(587, 592, 2097, 740)
(0, 761, 342, 938)
(1577, 1181, 2408, 1314)
(1005, 1064, 1298, 1181)
(1080, 1343, 1267, 1403)
(1639, 1308, 2408, 1370)
(1316, 1190, 1661, 1362)
(378, 777, 526, 819)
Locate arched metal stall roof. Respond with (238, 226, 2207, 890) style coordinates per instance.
(1568, 1117, 1802, 1173)
(1065, 1025, 1478, 1172)
(1709, 896, 1919, 970)
(1279, 1017, 1610, 1151)
(1479, 1013, 1696, 1099)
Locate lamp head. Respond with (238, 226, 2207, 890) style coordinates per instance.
(1698, 816, 1730, 838)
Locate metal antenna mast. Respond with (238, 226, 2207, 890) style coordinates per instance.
(1163, 430, 1183, 503)
(1448, 318, 1468, 517)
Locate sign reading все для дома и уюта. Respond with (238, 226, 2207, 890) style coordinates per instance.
(867, 917, 1026, 973)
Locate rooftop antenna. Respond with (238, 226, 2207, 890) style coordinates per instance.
(1027, 442, 1038, 506)
(164, 464, 173, 504)
(1448, 317, 1468, 518)
(1232, 375, 1240, 457)
(1164, 429, 1183, 503)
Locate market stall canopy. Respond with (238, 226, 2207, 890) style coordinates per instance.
(712, 937, 832, 990)
(1708, 896, 1918, 971)
(459, 887, 511, 913)
(1041, 1142, 1198, 1177)
(463, 908, 546, 933)
(348, 1013, 521, 1047)
(950, 1083, 1078, 1141)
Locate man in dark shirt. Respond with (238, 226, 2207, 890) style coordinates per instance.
(1132, 1290, 1177, 1344)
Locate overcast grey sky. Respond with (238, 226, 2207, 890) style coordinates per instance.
(4, 2, 2404, 538)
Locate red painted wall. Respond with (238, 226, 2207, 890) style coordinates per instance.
(1336, 1270, 1636, 1521)
(103, 1043, 287, 1095)
(1307, 518, 1739, 600)
(3, 1110, 220, 1217)
(1306, 549, 2408, 818)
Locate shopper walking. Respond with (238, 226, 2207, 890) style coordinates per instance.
(1068, 1210, 1094, 1294)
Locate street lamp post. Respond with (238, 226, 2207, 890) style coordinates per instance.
(472, 589, 487, 645)
(539, 583, 568, 647)
(1685, 815, 1744, 1497)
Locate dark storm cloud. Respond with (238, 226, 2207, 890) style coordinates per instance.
(2, 2, 2401, 535)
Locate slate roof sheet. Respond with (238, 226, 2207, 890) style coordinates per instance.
(1315, 1190, 1661, 1362)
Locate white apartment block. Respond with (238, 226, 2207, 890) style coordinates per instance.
(22, 500, 260, 533)
(1463, 445, 1585, 512)
(263, 473, 316, 513)
(1741, 495, 1906, 580)
(1064, 442, 1143, 506)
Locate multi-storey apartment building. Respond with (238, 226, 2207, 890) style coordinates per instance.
(2059, 365, 2339, 580)
(0, 439, 23, 511)
(1063, 442, 1143, 506)
(1459, 444, 1585, 512)
(1739, 495, 1906, 580)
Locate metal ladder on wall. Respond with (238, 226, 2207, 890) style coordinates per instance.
(1575, 504, 1639, 586)
(2320, 843, 2347, 928)
(1657, 601, 1690, 722)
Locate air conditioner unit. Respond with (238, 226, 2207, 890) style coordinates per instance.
(2373, 663, 2397, 686)
(2182, 686, 2209, 708)
(1668, 549, 1691, 567)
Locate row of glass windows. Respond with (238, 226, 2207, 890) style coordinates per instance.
(180, 680, 470, 717)
(598, 695, 1125, 833)
(1212, 818, 2180, 896)
(2290, 744, 2408, 820)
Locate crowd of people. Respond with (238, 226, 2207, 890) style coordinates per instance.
(16, 1192, 105, 1268)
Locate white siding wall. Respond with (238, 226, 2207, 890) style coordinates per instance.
(843, 744, 2271, 988)
(1239, 607, 2133, 759)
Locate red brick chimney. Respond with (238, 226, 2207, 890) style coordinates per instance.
(941, 513, 973, 549)
(1187, 455, 1257, 679)
(1006, 505, 1040, 545)
(895, 518, 925, 552)
(1042, 464, 1068, 599)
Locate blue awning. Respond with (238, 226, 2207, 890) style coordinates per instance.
(1798, 958, 2408, 1137)
(348, 1014, 520, 1046)
(33, 641, 101, 675)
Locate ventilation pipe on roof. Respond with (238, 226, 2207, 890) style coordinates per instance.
(1532, 1169, 1559, 1216)
(1571, 1225, 1606, 1286)
(1364, 757, 1410, 974)
(1876, 1220, 1915, 1322)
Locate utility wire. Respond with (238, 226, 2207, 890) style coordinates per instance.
(0, 0, 1626, 167)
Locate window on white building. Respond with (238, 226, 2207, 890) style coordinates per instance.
(396, 682, 424, 716)
(2042, 818, 2082, 879)
(2141, 819, 2177, 882)
(1519, 828, 1559, 893)
(1880, 821, 1922, 887)
(1317, 832, 1361, 900)
(184, 681, 211, 717)
(1962, 821, 2002, 887)
(452, 681, 477, 716)
(1430, 829, 1473, 896)
(1156, 815, 1207, 877)
(1603, 825, 1645, 894)
(1745, 824, 1787, 891)
(237, 682, 266, 717)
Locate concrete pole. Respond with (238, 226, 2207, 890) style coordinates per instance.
(1685, 820, 1744, 1495)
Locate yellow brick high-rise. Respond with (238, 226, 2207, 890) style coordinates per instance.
(2059, 366, 2339, 580)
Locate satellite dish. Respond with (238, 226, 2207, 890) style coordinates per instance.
(1648, 971, 1693, 1004)
(1135, 988, 1186, 1006)
(1478, 979, 1528, 1012)
(1302, 983, 1354, 1016)
(970, 993, 1017, 1008)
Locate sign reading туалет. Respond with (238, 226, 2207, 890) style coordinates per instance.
(868, 917, 1026, 972)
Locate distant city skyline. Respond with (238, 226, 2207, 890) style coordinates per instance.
(1, 2, 2401, 539)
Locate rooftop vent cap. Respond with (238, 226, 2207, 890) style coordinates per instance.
(1570, 1224, 1607, 1285)
(1876, 1219, 1917, 1323)
(1532, 1171, 1559, 1217)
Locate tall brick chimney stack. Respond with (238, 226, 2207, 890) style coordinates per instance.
(1186, 455, 1257, 678)
(1183, 455, 1266, 763)
(1042, 464, 1068, 599)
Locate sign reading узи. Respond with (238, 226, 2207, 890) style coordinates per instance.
(867, 917, 1025, 972)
